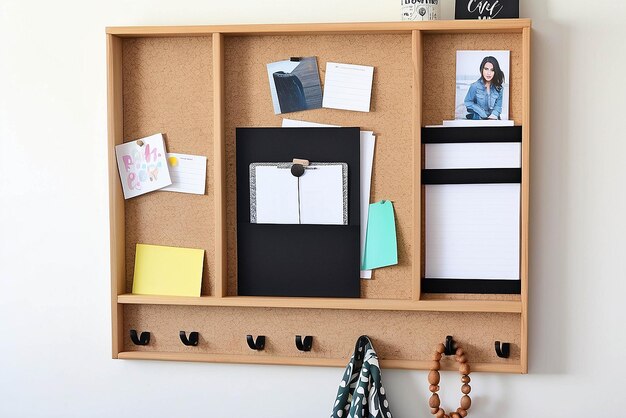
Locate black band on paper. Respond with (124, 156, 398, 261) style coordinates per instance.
(421, 126, 522, 143)
(422, 168, 521, 184)
(422, 278, 521, 294)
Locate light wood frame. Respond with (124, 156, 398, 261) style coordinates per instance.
(107, 19, 531, 373)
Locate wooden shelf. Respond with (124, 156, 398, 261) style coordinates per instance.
(117, 294, 522, 313)
(106, 19, 531, 37)
(117, 351, 523, 373)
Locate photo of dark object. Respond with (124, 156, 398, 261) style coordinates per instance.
(267, 56, 323, 114)
(272, 71, 307, 114)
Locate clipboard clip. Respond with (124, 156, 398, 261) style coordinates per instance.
(291, 158, 310, 177)
(290, 57, 302, 62)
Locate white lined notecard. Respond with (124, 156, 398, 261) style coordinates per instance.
(161, 153, 207, 195)
(322, 62, 374, 112)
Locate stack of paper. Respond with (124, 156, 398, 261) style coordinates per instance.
(281, 118, 380, 278)
(424, 138, 521, 280)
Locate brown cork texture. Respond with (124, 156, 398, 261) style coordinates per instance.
(124, 305, 521, 365)
(422, 33, 523, 126)
(223, 34, 414, 299)
(122, 37, 215, 295)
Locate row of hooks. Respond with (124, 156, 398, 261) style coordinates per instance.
(130, 331, 510, 358)
(129, 330, 314, 352)
(443, 335, 510, 359)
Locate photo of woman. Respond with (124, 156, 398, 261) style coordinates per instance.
(455, 50, 510, 122)
(465, 56, 505, 120)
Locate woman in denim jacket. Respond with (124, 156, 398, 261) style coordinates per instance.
(464, 56, 505, 120)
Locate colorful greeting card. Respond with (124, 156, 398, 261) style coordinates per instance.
(115, 133, 172, 199)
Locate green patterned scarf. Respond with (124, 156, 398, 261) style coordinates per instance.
(331, 335, 393, 418)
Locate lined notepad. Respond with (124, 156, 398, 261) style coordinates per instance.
(425, 184, 520, 280)
(425, 143, 521, 169)
(250, 163, 348, 225)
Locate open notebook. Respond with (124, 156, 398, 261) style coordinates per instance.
(250, 162, 348, 225)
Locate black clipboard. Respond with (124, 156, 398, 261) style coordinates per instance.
(236, 127, 361, 298)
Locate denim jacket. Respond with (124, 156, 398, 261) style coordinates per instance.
(464, 78, 503, 119)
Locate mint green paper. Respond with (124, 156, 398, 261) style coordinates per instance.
(362, 200, 398, 270)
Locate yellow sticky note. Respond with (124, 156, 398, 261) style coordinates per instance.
(132, 244, 204, 297)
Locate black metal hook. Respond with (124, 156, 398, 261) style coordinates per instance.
(130, 329, 150, 346)
(444, 335, 456, 356)
(295, 335, 313, 352)
(495, 341, 510, 358)
(246, 335, 265, 351)
(179, 331, 199, 346)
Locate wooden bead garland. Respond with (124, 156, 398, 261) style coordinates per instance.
(428, 344, 472, 418)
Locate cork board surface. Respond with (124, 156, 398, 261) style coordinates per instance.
(421, 33, 523, 126)
(124, 304, 521, 365)
(223, 34, 414, 299)
(122, 37, 215, 295)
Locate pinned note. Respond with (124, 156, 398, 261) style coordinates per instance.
(362, 200, 398, 270)
(161, 153, 207, 195)
(115, 133, 171, 199)
(132, 244, 204, 297)
(322, 62, 374, 112)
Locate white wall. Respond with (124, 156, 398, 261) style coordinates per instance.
(1, 0, 624, 416)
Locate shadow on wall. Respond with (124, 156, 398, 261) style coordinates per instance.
(528, 12, 571, 375)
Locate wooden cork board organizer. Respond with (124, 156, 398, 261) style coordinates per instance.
(107, 20, 531, 373)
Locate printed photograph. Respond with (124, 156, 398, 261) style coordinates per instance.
(455, 50, 510, 121)
(267, 57, 323, 114)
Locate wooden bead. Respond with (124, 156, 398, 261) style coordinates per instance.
(431, 360, 441, 370)
(428, 370, 441, 385)
(431, 407, 439, 414)
(455, 347, 464, 357)
(461, 375, 471, 384)
(459, 363, 470, 375)
(429, 393, 441, 409)
(432, 352, 442, 361)
(436, 343, 446, 354)
(457, 408, 468, 417)
(461, 384, 471, 394)
(443, 415, 451, 418)
(460, 395, 471, 410)
(435, 410, 445, 418)
(429, 384, 440, 393)
(450, 413, 461, 418)
(456, 355, 467, 364)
